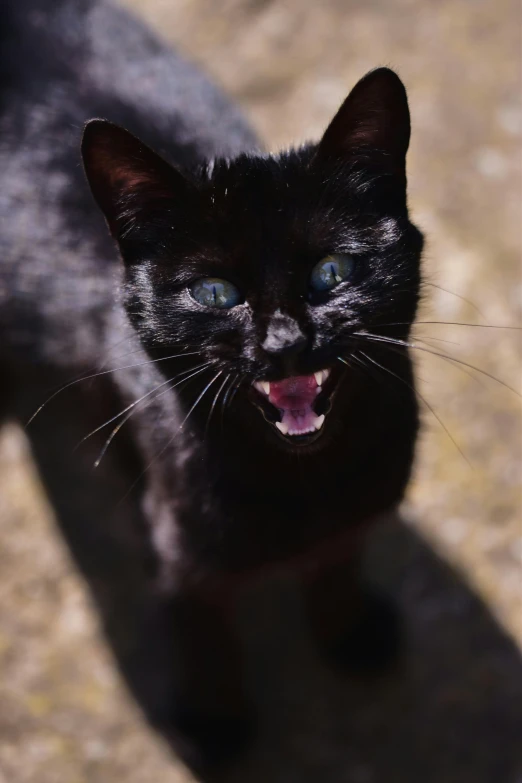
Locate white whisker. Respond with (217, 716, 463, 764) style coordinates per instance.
(114, 371, 224, 508)
(27, 350, 203, 425)
(204, 373, 231, 440)
(352, 331, 522, 399)
(77, 363, 211, 449)
(93, 364, 211, 468)
(355, 348, 472, 468)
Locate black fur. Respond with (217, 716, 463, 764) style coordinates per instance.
(78, 70, 423, 574)
(0, 0, 424, 766)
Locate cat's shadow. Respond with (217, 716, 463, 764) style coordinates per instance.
(218, 519, 522, 783)
(21, 379, 522, 783)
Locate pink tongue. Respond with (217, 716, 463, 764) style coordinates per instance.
(268, 374, 319, 435)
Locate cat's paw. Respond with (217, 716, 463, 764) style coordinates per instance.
(323, 588, 403, 676)
(172, 705, 255, 770)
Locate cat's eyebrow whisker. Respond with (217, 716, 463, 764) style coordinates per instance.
(354, 348, 472, 468)
(75, 362, 212, 453)
(352, 331, 522, 399)
(357, 283, 485, 323)
(93, 365, 211, 468)
(27, 350, 203, 425)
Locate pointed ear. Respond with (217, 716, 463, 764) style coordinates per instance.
(316, 68, 410, 171)
(81, 119, 190, 236)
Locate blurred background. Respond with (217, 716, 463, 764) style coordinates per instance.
(0, 0, 520, 781)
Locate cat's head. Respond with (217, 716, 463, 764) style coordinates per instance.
(82, 67, 423, 448)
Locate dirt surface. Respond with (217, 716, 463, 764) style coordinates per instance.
(1, 0, 521, 781)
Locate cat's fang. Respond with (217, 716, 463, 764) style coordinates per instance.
(254, 381, 270, 396)
(254, 372, 330, 438)
(314, 370, 330, 387)
(254, 371, 330, 397)
(313, 414, 325, 430)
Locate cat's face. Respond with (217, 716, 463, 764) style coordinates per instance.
(83, 68, 423, 448)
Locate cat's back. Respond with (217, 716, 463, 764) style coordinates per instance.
(0, 0, 257, 365)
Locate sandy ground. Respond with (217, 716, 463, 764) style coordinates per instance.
(0, 0, 521, 781)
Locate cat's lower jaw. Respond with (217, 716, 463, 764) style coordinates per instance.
(250, 364, 340, 443)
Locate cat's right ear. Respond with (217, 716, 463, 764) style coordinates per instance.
(315, 67, 410, 174)
(81, 119, 190, 237)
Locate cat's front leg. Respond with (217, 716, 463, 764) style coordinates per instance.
(168, 588, 255, 769)
(302, 555, 403, 675)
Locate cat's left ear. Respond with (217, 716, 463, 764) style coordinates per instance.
(316, 67, 410, 172)
(82, 119, 191, 236)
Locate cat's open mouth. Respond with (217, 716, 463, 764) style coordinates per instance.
(250, 369, 335, 442)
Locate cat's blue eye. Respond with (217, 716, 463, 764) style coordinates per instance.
(310, 253, 356, 292)
(190, 278, 241, 309)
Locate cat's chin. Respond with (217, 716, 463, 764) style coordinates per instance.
(249, 366, 340, 446)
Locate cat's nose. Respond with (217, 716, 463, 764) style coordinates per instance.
(261, 311, 308, 364)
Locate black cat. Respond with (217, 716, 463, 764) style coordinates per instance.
(0, 0, 423, 769)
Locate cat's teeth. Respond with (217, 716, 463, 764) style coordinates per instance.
(314, 370, 331, 387)
(313, 414, 325, 431)
(276, 414, 325, 437)
(254, 381, 270, 396)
